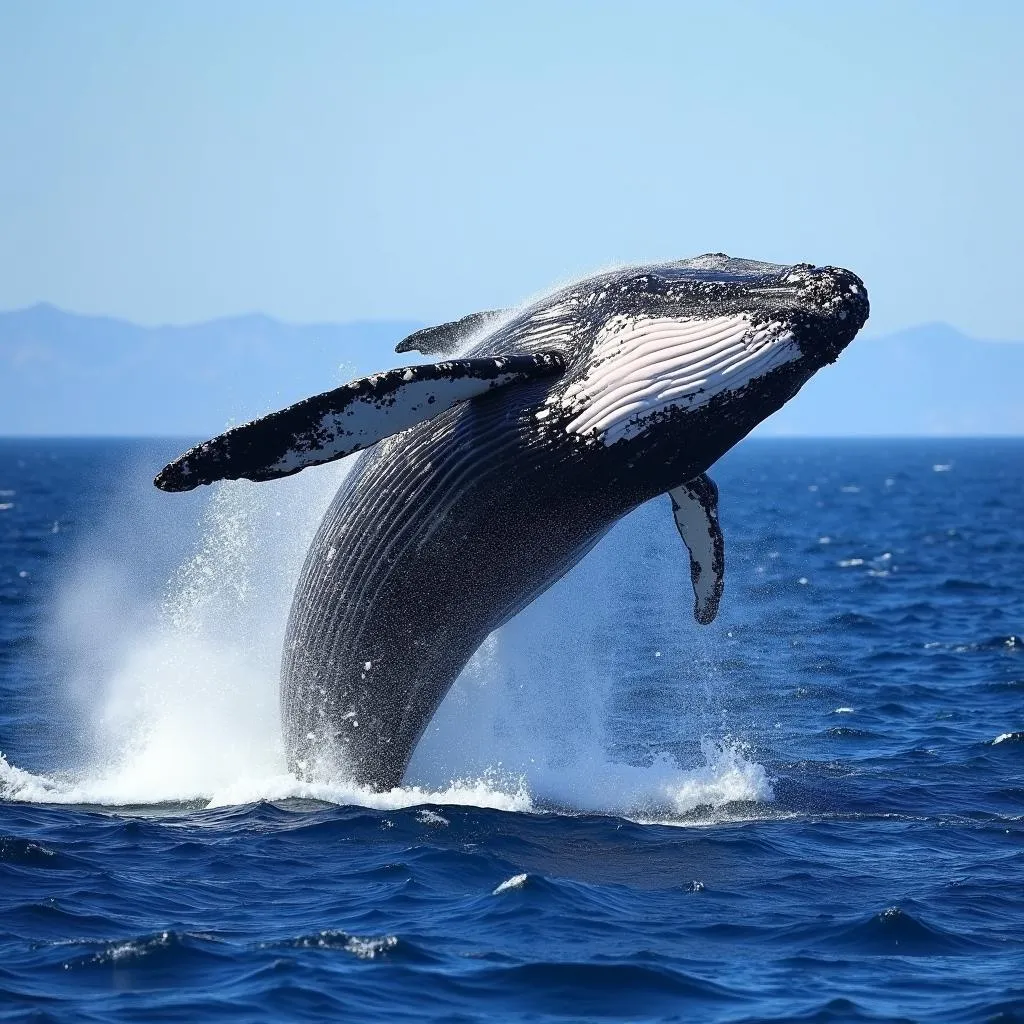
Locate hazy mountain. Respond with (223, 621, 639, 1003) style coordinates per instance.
(761, 323, 1024, 436)
(0, 304, 419, 436)
(1, 306, 1021, 436)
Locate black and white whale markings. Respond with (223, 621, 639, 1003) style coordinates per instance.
(157, 254, 869, 789)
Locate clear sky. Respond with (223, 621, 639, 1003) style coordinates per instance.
(1, 0, 1021, 338)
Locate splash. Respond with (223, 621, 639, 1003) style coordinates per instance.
(0, 739, 769, 822)
(0, 752, 533, 813)
(3, 447, 776, 823)
(24, 456, 345, 806)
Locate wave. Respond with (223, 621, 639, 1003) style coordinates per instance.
(988, 731, 1024, 746)
(826, 906, 984, 956)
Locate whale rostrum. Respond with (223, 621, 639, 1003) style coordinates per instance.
(157, 254, 869, 789)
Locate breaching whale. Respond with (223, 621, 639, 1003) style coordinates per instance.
(157, 254, 869, 790)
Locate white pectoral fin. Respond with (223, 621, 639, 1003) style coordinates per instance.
(155, 353, 565, 492)
(669, 474, 724, 625)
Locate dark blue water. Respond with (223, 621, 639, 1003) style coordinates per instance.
(1, 438, 1022, 1022)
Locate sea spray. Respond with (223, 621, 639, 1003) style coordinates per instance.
(409, 507, 775, 820)
(37, 457, 346, 804)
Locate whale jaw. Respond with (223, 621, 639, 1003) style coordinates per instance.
(548, 313, 800, 446)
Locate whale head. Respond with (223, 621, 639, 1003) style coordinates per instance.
(542, 254, 869, 468)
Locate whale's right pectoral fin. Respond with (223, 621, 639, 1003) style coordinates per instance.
(669, 474, 725, 625)
(155, 352, 565, 492)
(395, 310, 510, 355)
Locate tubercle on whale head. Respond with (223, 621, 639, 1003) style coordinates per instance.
(784, 264, 870, 367)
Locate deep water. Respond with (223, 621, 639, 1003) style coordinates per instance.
(1, 437, 1022, 1022)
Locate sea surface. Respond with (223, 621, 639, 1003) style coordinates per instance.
(1, 437, 1022, 1022)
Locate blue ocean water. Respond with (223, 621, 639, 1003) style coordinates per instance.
(1, 437, 1022, 1022)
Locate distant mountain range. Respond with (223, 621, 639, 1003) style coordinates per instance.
(0, 304, 418, 437)
(1, 304, 1021, 436)
(761, 322, 1024, 436)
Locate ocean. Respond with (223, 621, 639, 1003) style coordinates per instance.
(0, 437, 1021, 1022)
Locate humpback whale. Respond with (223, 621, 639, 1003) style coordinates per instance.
(157, 254, 869, 789)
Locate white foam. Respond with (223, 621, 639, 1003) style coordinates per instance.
(343, 935, 399, 960)
(493, 873, 529, 894)
(515, 737, 774, 821)
(0, 738, 768, 823)
(7, 455, 347, 807)
(205, 773, 532, 812)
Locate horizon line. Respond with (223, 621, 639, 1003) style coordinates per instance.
(3, 301, 1022, 346)
(3, 433, 1023, 443)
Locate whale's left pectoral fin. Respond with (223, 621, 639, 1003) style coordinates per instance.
(669, 474, 724, 625)
(155, 353, 565, 492)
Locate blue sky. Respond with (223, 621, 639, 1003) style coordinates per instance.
(1, 1, 1021, 338)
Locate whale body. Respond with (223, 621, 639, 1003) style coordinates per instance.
(157, 255, 869, 789)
